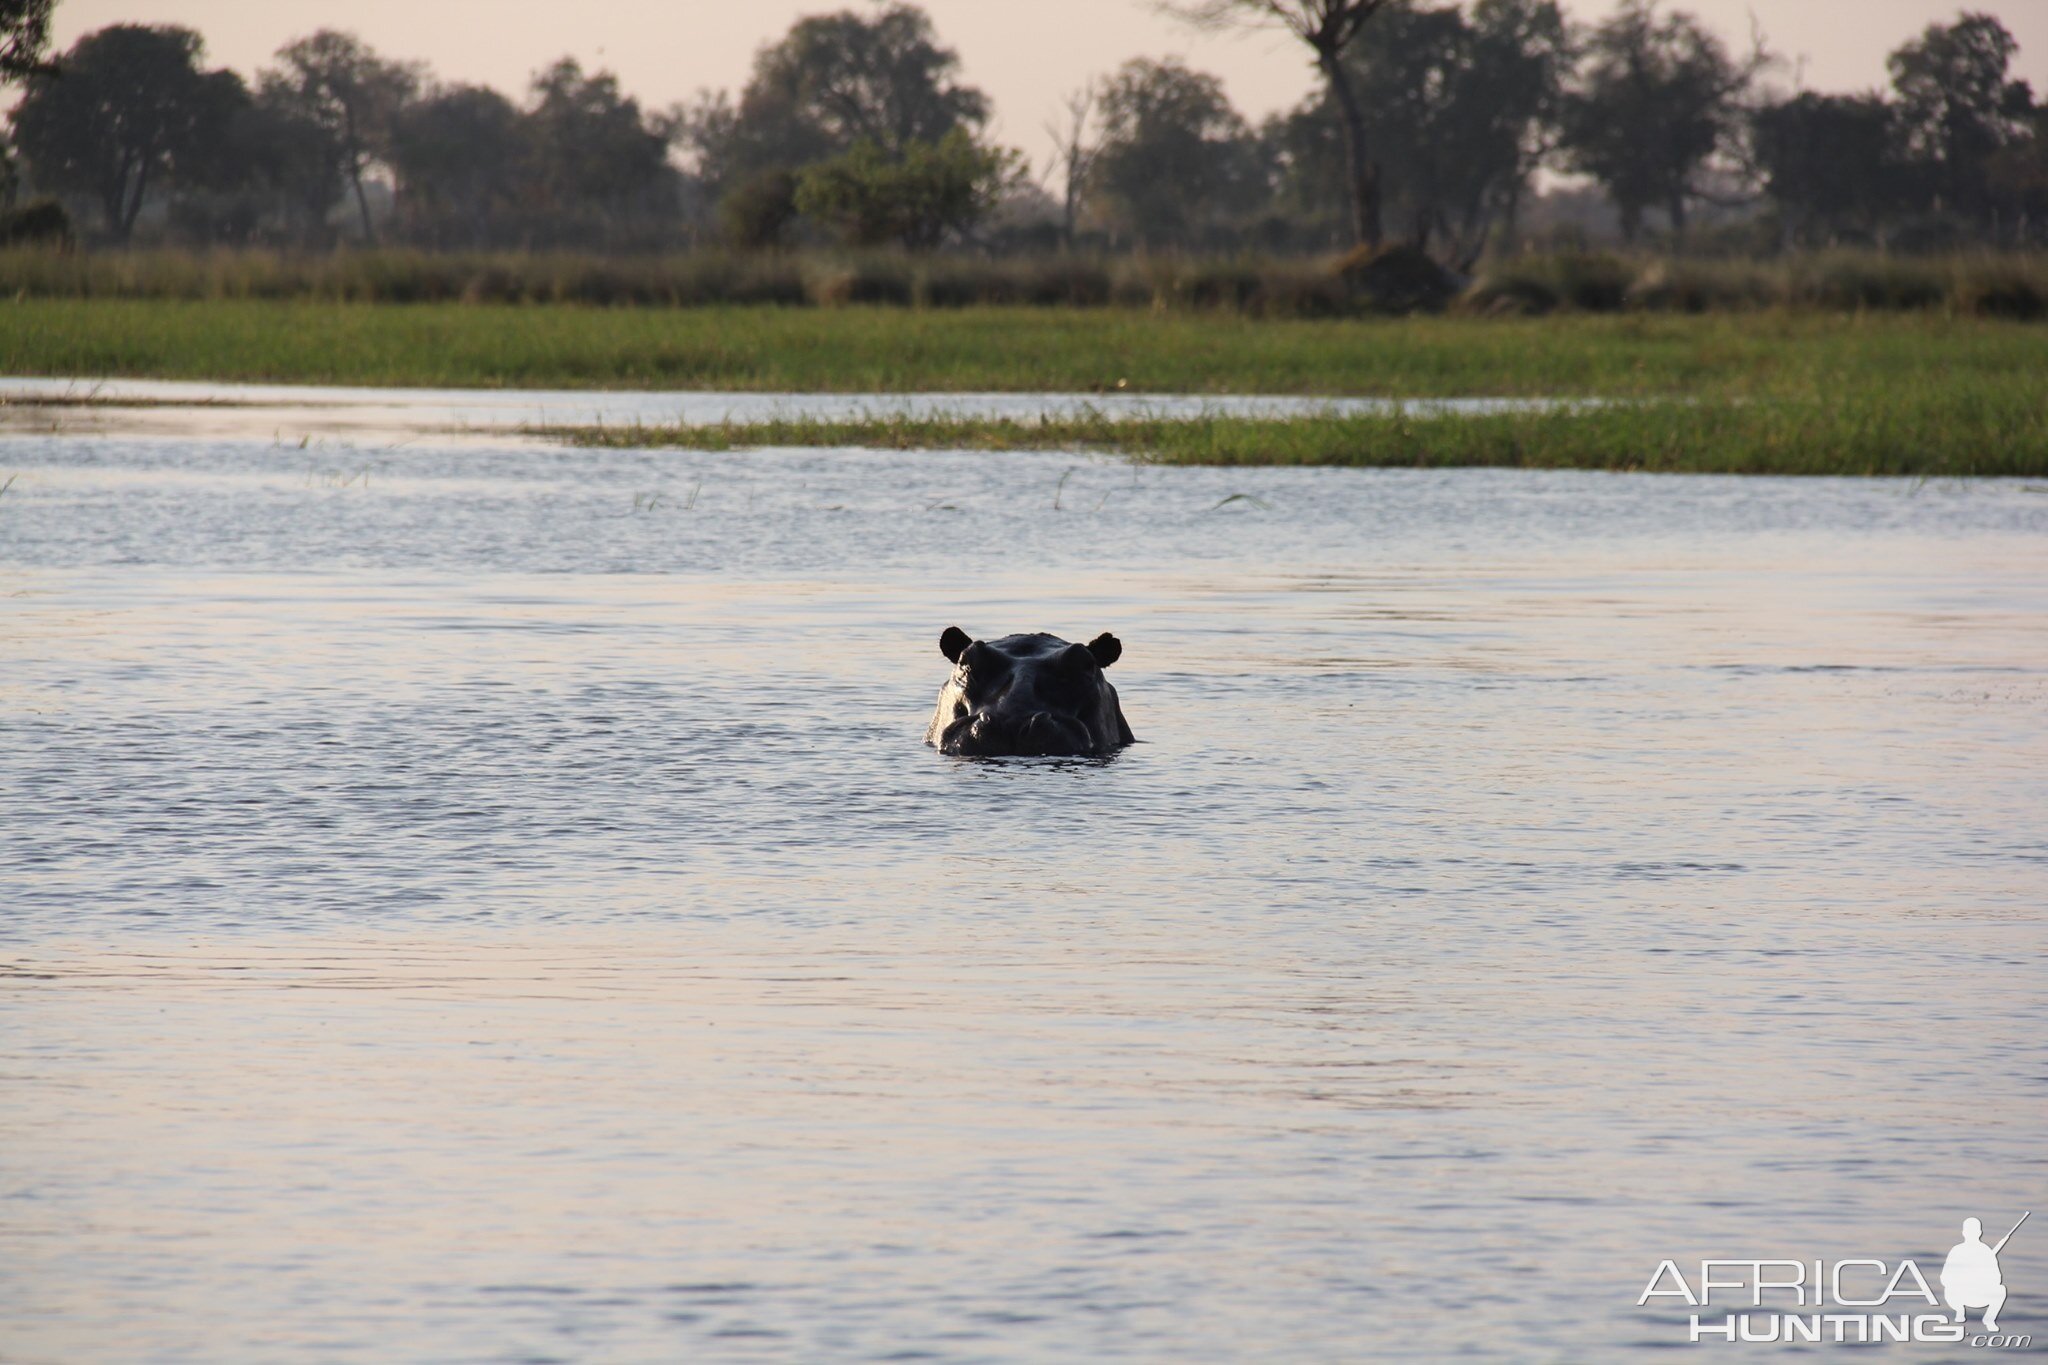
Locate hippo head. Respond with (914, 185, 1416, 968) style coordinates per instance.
(926, 626, 1135, 758)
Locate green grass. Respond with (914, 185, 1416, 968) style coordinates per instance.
(547, 381, 2048, 477)
(4, 299, 2041, 475)
(2, 300, 2043, 399)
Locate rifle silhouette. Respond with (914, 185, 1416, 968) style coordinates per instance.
(1992, 1211, 2029, 1255)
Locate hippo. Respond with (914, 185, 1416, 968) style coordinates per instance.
(925, 626, 1135, 758)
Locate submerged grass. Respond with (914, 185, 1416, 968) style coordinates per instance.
(551, 381, 2048, 478)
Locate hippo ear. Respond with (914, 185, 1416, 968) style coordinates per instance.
(940, 626, 972, 662)
(1086, 632, 1122, 668)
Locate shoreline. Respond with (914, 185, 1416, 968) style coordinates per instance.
(3, 305, 2042, 475)
(538, 406, 2046, 477)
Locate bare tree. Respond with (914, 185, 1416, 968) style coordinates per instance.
(1042, 82, 1098, 250)
(1165, 0, 1390, 248)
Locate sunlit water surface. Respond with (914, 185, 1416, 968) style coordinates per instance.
(2, 422, 2044, 1362)
(0, 376, 1586, 447)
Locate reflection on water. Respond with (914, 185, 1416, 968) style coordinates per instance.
(0, 375, 1593, 446)
(2, 429, 2045, 1361)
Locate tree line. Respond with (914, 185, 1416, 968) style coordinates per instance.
(2, 0, 2043, 257)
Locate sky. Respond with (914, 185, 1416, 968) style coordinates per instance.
(44, 0, 2048, 171)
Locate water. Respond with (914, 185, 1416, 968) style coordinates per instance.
(3, 410, 2045, 1361)
(0, 376, 1588, 446)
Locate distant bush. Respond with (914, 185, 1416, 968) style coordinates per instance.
(720, 170, 800, 251)
(1248, 263, 1350, 318)
(1464, 249, 2048, 318)
(1012, 259, 1113, 308)
(1625, 259, 1779, 312)
(1334, 244, 1461, 314)
(0, 244, 2042, 318)
(1464, 252, 1634, 313)
(0, 198, 72, 250)
(1179, 261, 1264, 311)
(806, 256, 914, 307)
(1948, 260, 2047, 320)
(1785, 254, 1948, 311)
(1459, 274, 1560, 316)
(793, 133, 1015, 253)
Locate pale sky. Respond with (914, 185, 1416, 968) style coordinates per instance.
(44, 0, 2048, 170)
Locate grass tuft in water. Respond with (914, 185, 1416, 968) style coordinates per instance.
(546, 382, 2048, 478)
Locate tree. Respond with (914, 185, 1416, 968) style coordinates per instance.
(390, 84, 527, 248)
(1752, 92, 1900, 245)
(1985, 108, 2048, 243)
(1276, 0, 1568, 263)
(159, 92, 300, 245)
(0, 0, 56, 203)
(1888, 13, 2033, 225)
(1043, 82, 1100, 250)
(699, 1, 990, 205)
(745, 4, 987, 156)
(1559, 0, 1766, 244)
(1257, 101, 1345, 249)
(794, 129, 1015, 249)
(684, 5, 1009, 247)
(1, 0, 54, 81)
(269, 30, 420, 245)
(524, 59, 675, 243)
(1091, 57, 1263, 248)
(1465, 0, 1573, 251)
(9, 24, 246, 241)
(1168, 0, 1392, 248)
(720, 167, 800, 248)
(241, 77, 351, 242)
(1351, 1, 1469, 248)
(672, 88, 743, 216)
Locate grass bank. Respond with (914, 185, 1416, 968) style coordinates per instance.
(545, 382, 2048, 477)
(3, 301, 2043, 398)
(5, 301, 2041, 475)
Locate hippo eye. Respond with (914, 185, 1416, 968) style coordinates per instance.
(957, 646, 1009, 692)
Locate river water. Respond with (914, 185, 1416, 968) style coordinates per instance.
(0, 376, 1586, 432)
(2, 409, 2044, 1361)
